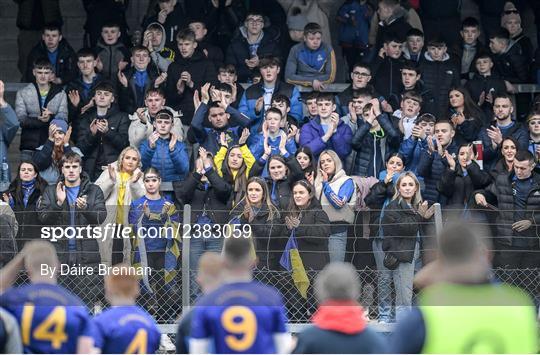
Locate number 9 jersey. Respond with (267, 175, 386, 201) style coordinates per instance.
(0, 283, 94, 354)
(190, 281, 289, 354)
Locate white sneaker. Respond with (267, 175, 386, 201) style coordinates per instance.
(159, 334, 176, 352)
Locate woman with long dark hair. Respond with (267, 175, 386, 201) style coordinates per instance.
(295, 146, 317, 184)
(229, 176, 284, 270)
(214, 132, 255, 206)
(250, 152, 304, 210)
(491, 136, 519, 177)
(1, 160, 47, 249)
(448, 87, 485, 142)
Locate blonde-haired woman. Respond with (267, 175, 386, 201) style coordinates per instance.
(378, 171, 433, 321)
(314, 149, 357, 263)
(95, 146, 145, 265)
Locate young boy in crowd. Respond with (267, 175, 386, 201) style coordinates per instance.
(488, 28, 529, 86)
(128, 88, 183, 148)
(403, 28, 424, 64)
(77, 81, 130, 181)
(340, 88, 373, 136)
(248, 107, 297, 162)
(419, 37, 460, 118)
(217, 64, 244, 108)
(299, 93, 352, 161)
(165, 29, 216, 126)
(336, 63, 373, 115)
(66, 48, 104, 138)
(285, 22, 336, 91)
(142, 0, 186, 47)
(239, 56, 302, 131)
(140, 109, 189, 182)
(16, 59, 68, 160)
(398, 62, 436, 114)
(188, 18, 224, 69)
(95, 22, 131, 82)
(372, 34, 405, 112)
(303, 91, 319, 124)
(454, 17, 485, 80)
(350, 98, 400, 177)
(143, 22, 175, 73)
(464, 52, 507, 119)
(25, 24, 77, 85)
(393, 91, 422, 139)
(398, 112, 436, 175)
(117, 46, 166, 114)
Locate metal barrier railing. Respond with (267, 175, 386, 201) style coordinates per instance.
(2, 204, 540, 331)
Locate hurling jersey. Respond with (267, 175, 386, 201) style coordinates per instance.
(93, 305, 161, 354)
(190, 281, 287, 353)
(0, 283, 93, 354)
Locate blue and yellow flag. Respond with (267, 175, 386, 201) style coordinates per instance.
(132, 204, 181, 292)
(280, 229, 310, 299)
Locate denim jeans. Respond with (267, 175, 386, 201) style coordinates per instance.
(372, 239, 392, 322)
(189, 235, 223, 298)
(373, 239, 419, 322)
(328, 231, 347, 262)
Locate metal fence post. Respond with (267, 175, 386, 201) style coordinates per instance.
(182, 204, 191, 311)
(433, 203, 443, 240)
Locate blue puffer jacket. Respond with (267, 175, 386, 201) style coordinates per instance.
(238, 80, 302, 132)
(140, 137, 189, 182)
(398, 136, 428, 174)
(416, 140, 459, 204)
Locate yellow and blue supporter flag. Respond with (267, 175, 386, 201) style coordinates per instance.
(132, 204, 181, 292)
(280, 229, 309, 299)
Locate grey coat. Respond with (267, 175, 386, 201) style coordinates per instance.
(15, 83, 67, 151)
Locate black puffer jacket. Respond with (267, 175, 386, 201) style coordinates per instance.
(417, 140, 459, 204)
(374, 7, 412, 51)
(15, 0, 62, 30)
(175, 168, 232, 226)
(24, 39, 77, 84)
(225, 27, 282, 82)
(351, 114, 401, 177)
(249, 155, 305, 210)
(382, 198, 429, 263)
(118, 64, 160, 114)
(437, 161, 492, 209)
(286, 199, 330, 271)
(37, 173, 107, 265)
(464, 73, 507, 120)
(478, 172, 540, 247)
(371, 55, 405, 106)
(492, 42, 530, 84)
(229, 201, 286, 270)
(7, 177, 48, 250)
(165, 49, 217, 124)
(419, 52, 460, 118)
(77, 105, 130, 181)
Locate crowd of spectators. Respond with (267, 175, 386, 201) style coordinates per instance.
(1, 0, 540, 324)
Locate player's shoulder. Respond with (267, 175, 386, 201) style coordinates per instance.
(2, 283, 85, 308)
(94, 306, 158, 330)
(198, 281, 284, 306)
